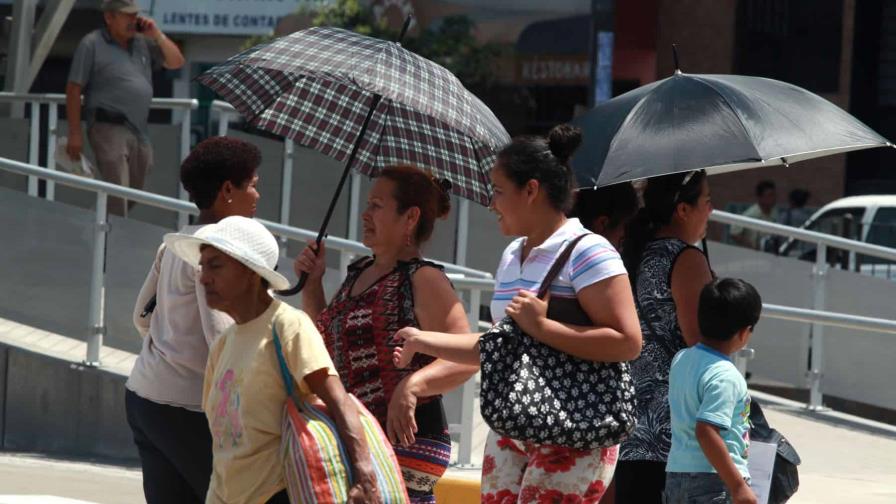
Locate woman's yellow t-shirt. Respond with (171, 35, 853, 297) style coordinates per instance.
(202, 299, 337, 504)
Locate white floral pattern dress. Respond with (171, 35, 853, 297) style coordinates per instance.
(482, 218, 628, 503)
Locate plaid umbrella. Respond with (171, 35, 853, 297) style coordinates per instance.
(198, 23, 509, 294)
(197, 25, 509, 207)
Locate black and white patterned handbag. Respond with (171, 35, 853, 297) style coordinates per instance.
(479, 234, 637, 449)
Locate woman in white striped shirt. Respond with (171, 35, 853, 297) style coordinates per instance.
(392, 124, 642, 503)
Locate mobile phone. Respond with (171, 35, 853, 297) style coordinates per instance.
(136, 17, 145, 32)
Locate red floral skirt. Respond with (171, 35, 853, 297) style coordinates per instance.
(480, 430, 618, 504)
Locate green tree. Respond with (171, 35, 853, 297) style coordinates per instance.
(311, 0, 393, 38)
(405, 16, 501, 89)
(242, 0, 498, 89)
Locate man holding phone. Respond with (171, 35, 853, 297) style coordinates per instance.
(66, 0, 185, 216)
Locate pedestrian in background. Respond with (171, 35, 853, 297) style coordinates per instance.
(128, 137, 260, 503)
(66, 0, 185, 216)
(778, 189, 811, 228)
(731, 180, 778, 250)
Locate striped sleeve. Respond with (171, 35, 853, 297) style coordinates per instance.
(567, 234, 627, 292)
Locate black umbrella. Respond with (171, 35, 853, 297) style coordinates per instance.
(571, 63, 891, 188)
(196, 21, 509, 295)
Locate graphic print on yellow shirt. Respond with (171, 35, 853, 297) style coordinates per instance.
(211, 368, 243, 449)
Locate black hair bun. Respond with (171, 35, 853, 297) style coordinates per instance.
(432, 175, 452, 219)
(547, 124, 583, 164)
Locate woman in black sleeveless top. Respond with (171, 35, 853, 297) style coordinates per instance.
(613, 170, 714, 504)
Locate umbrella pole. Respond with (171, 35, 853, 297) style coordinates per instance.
(277, 93, 384, 296)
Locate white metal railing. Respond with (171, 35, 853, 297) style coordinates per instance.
(0, 92, 198, 228)
(0, 155, 490, 465)
(710, 209, 896, 411)
(9, 150, 896, 462)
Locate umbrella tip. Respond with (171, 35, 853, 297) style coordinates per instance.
(398, 15, 413, 44)
(672, 44, 682, 75)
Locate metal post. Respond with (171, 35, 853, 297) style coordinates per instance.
(177, 107, 192, 228)
(808, 242, 828, 411)
(85, 191, 109, 367)
(455, 199, 469, 266)
(340, 172, 362, 282)
(348, 172, 361, 241)
(27, 101, 40, 196)
(5, 0, 37, 117)
(27, 0, 78, 88)
(457, 287, 482, 467)
(217, 111, 230, 137)
(589, 0, 616, 107)
(734, 347, 754, 377)
(46, 102, 58, 200)
(279, 139, 294, 254)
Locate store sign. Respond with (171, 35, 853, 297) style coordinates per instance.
(517, 56, 590, 85)
(141, 0, 332, 35)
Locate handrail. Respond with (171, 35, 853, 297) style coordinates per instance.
(762, 303, 896, 335)
(0, 92, 199, 110)
(462, 297, 896, 337)
(211, 100, 238, 113)
(0, 156, 492, 279)
(0, 156, 198, 213)
(711, 209, 896, 263)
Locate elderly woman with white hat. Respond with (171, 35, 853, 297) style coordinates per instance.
(165, 216, 380, 504)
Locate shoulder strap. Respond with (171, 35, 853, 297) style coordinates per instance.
(404, 258, 444, 275)
(536, 234, 589, 299)
(348, 255, 374, 271)
(271, 325, 296, 397)
(139, 244, 167, 319)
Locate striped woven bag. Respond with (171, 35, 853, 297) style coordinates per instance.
(272, 326, 409, 503)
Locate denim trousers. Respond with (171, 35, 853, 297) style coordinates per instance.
(663, 472, 749, 504)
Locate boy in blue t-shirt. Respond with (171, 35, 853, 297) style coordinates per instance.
(665, 278, 761, 504)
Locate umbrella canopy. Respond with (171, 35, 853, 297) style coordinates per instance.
(571, 71, 891, 188)
(198, 24, 510, 295)
(197, 26, 509, 206)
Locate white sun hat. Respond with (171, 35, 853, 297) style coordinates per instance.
(163, 216, 289, 291)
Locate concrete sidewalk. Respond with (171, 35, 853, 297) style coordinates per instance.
(1, 390, 894, 504)
(752, 391, 896, 503)
(0, 453, 141, 504)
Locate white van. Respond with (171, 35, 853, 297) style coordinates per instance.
(778, 195, 896, 280)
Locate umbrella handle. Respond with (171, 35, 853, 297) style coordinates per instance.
(287, 272, 310, 298)
(276, 93, 383, 297)
(278, 231, 325, 297)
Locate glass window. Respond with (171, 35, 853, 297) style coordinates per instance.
(781, 207, 864, 262)
(860, 208, 896, 269)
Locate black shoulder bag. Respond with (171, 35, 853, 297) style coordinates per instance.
(479, 234, 637, 449)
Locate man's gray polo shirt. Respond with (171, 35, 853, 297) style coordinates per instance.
(68, 28, 161, 142)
